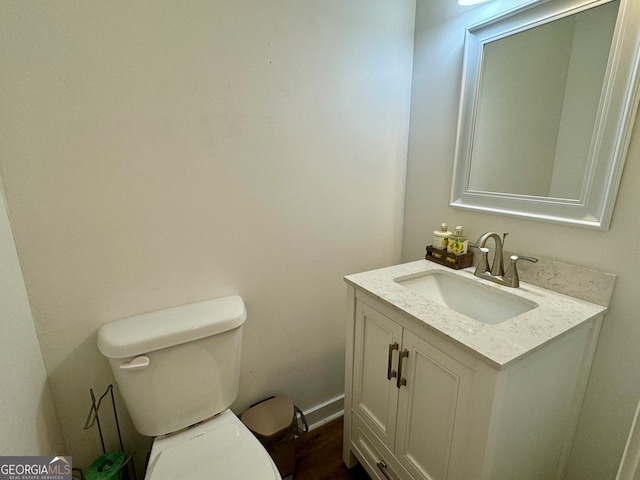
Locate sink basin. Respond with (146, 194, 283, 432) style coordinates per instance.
(394, 270, 537, 324)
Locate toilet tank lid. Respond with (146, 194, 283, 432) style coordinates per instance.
(97, 295, 247, 359)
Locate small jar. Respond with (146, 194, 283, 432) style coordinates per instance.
(432, 223, 452, 250)
(447, 226, 468, 254)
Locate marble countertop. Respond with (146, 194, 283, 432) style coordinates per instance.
(345, 260, 607, 369)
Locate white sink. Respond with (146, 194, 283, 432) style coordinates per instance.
(394, 270, 537, 324)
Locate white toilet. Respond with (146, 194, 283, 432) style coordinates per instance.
(97, 295, 281, 480)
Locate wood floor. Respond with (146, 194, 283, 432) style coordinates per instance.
(294, 417, 371, 480)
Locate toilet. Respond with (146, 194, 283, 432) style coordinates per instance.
(97, 295, 281, 480)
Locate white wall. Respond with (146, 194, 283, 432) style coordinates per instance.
(0, 182, 66, 455)
(0, 0, 415, 470)
(404, 1, 640, 479)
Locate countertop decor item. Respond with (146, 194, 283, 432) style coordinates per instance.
(425, 245, 473, 270)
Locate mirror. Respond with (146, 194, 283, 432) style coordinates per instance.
(469, 2, 618, 199)
(451, 0, 640, 229)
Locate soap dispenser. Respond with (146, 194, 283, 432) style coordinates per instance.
(432, 223, 452, 250)
(447, 226, 468, 254)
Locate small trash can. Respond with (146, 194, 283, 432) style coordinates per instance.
(241, 396, 307, 478)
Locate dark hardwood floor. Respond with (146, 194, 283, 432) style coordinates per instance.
(294, 417, 371, 480)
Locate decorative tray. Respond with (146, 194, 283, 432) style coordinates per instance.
(425, 245, 473, 270)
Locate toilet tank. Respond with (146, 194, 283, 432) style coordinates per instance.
(97, 296, 247, 437)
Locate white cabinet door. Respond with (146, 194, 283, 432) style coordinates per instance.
(395, 329, 474, 480)
(353, 300, 403, 450)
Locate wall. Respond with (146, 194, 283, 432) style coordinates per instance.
(0, 0, 416, 469)
(0, 182, 66, 455)
(403, 1, 640, 479)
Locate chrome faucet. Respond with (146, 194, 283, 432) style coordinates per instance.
(473, 232, 538, 287)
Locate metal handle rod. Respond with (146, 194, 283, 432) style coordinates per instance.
(377, 460, 393, 480)
(387, 342, 399, 380)
(397, 349, 409, 389)
(512, 254, 538, 263)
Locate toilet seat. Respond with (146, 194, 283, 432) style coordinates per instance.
(145, 409, 281, 480)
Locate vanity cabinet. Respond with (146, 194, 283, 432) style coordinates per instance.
(344, 286, 603, 480)
(352, 300, 474, 480)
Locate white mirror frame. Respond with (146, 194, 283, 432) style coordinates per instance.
(450, 0, 640, 229)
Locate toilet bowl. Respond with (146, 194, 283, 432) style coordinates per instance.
(97, 296, 280, 479)
(145, 410, 280, 480)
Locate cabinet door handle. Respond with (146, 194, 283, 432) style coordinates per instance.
(397, 349, 409, 388)
(376, 460, 393, 480)
(387, 342, 399, 380)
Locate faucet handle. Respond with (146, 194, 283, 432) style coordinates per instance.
(504, 254, 538, 287)
(511, 254, 538, 263)
(473, 247, 490, 275)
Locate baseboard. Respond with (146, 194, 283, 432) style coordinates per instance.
(303, 394, 344, 431)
